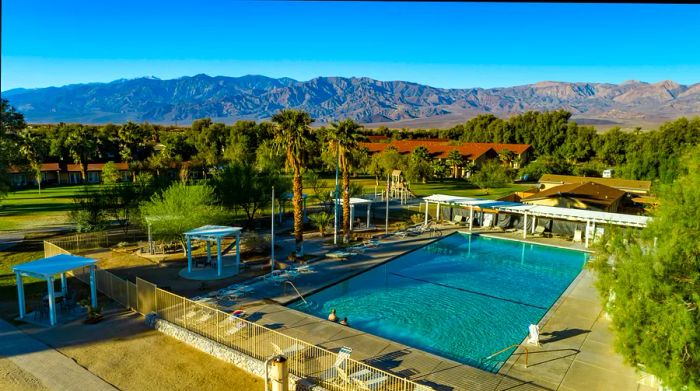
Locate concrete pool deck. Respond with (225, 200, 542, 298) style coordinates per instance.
(232, 228, 653, 390)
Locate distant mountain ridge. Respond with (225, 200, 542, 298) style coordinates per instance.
(3, 74, 699, 127)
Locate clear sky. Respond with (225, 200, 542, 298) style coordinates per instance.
(2, 1, 699, 91)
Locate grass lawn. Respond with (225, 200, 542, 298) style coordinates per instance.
(0, 185, 102, 231)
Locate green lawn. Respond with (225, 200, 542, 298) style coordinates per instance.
(0, 185, 102, 231)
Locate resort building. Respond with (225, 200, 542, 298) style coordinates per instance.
(7, 163, 62, 187)
(359, 139, 533, 177)
(521, 182, 626, 213)
(7, 162, 131, 187)
(538, 174, 652, 195)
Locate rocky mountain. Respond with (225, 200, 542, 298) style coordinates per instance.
(3, 74, 699, 127)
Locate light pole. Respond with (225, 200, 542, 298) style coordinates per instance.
(271, 186, 275, 274)
(333, 147, 340, 245)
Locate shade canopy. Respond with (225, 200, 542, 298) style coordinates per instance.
(335, 197, 374, 205)
(184, 225, 242, 240)
(13, 254, 97, 279)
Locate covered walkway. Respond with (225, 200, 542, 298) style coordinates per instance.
(423, 194, 651, 248)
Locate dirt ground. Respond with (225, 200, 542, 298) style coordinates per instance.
(0, 358, 49, 391)
(21, 309, 264, 391)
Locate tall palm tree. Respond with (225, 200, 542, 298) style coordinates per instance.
(271, 109, 313, 257)
(326, 119, 363, 243)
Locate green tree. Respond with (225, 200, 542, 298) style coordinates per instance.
(590, 147, 700, 390)
(140, 183, 223, 253)
(18, 130, 49, 193)
(271, 109, 314, 256)
(118, 121, 151, 179)
(470, 159, 511, 193)
(0, 99, 25, 198)
(65, 125, 99, 182)
(212, 162, 290, 228)
(446, 150, 464, 179)
(309, 211, 333, 237)
(407, 146, 433, 183)
(326, 119, 363, 242)
(101, 161, 121, 184)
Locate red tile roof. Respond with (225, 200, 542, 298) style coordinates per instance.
(66, 163, 129, 171)
(359, 140, 531, 160)
(7, 163, 61, 173)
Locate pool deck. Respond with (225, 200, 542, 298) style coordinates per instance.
(234, 227, 653, 390)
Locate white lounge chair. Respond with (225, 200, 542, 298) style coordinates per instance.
(271, 342, 306, 358)
(527, 324, 541, 346)
(224, 321, 247, 336)
(573, 229, 583, 243)
(347, 368, 388, 390)
(533, 225, 547, 237)
(327, 251, 355, 259)
(320, 346, 353, 382)
(448, 215, 465, 225)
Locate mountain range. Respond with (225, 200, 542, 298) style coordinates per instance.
(3, 74, 699, 128)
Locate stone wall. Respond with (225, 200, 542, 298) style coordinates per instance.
(146, 314, 324, 391)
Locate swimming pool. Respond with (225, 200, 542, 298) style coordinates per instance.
(289, 233, 587, 372)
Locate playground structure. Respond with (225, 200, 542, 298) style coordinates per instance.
(375, 170, 416, 205)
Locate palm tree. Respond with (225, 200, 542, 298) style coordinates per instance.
(271, 110, 313, 257)
(326, 119, 363, 243)
(446, 149, 464, 179)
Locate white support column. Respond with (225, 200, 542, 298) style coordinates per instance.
(532, 216, 537, 234)
(424, 201, 429, 225)
(350, 205, 354, 231)
(366, 203, 371, 228)
(90, 266, 97, 309)
(47, 276, 57, 326)
(217, 237, 223, 276)
(469, 206, 474, 231)
(60, 273, 67, 296)
(585, 220, 590, 248)
(436, 203, 441, 223)
(16, 272, 25, 319)
(186, 235, 192, 273)
(206, 240, 211, 265)
(235, 233, 241, 272)
(592, 221, 597, 243)
(523, 213, 528, 239)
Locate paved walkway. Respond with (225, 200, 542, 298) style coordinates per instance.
(0, 319, 117, 391)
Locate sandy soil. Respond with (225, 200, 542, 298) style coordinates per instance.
(23, 310, 264, 391)
(0, 358, 48, 391)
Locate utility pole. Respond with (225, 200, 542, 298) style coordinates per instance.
(333, 148, 340, 245)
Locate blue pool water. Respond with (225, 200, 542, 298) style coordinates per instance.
(289, 233, 587, 372)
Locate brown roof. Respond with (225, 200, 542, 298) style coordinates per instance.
(67, 163, 129, 172)
(523, 182, 626, 207)
(7, 163, 61, 173)
(539, 174, 651, 192)
(360, 140, 531, 160)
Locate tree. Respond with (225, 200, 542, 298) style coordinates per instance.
(446, 150, 464, 178)
(518, 155, 573, 181)
(65, 124, 99, 182)
(212, 162, 290, 228)
(498, 149, 516, 167)
(407, 146, 433, 183)
(271, 109, 314, 256)
(309, 212, 333, 237)
(118, 121, 151, 180)
(470, 159, 511, 193)
(140, 183, 223, 253)
(101, 182, 140, 234)
(590, 147, 700, 390)
(1, 99, 25, 199)
(18, 130, 49, 193)
(101, 161, 121, 184)
(326, 119, 363, 243)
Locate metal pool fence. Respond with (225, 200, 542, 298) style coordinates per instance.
(43, 238, 430, 391)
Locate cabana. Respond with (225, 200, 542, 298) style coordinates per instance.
(13, 254, 97, 326)
(184, 225, 242, 277)
(335, 197, 374, 230)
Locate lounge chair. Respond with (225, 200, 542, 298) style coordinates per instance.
(224, 321, 247, 336)
(327, 251, 355, 260)
(346, 368, 388, 390)
(533, 225, 547, 237)
(527, 324, 541, 346)
(448, 215, 465, 225)
(573, 229, 583, 243)
(271, 342, 307, 358)
(319, 346, 353, 382)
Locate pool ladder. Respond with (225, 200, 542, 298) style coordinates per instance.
(284, 281, 308, 306)
(483, 344, 529, 368)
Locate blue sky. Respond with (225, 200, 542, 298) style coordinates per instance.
(2, 1, 699, 90)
